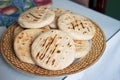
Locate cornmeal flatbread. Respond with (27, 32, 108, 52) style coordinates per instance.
(14, 26, 50, 64)
(49, 8, 72, 29)
(58, 13, 96, 40)
(74, 40, 90, 58)
(31, 30, 75, 70)
(18, 6, 55, 28)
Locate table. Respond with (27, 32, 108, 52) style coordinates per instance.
(0, 0, 120, 80)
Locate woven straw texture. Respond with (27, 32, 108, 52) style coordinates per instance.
(0, 22, 106, 77)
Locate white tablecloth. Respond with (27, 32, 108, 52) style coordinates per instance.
(0, 1, 120, 80)
(65, 30, 120, 80)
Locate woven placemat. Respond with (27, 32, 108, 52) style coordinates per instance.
(0, 22, 106, 77)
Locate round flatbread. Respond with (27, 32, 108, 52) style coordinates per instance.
(74, 40, 90, 58)
(49, 8, 72, 29)
(58, 13, 96, 40)
(14, 26, 50, 64)
(18, 6, 55, 28)
(31, 30, 75, 70)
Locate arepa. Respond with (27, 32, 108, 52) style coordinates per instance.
(18, 7, 55, 28)
(74, 40, 90, 58)
(49, 8, 72, 29)
(58, 13, 96, 40)
(14, 26, 50, 64)
(31, 30, 75, 70)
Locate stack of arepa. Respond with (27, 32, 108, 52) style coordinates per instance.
(13, 6, 96, 70)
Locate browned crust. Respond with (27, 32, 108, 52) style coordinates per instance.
(0, 21, 106, 77)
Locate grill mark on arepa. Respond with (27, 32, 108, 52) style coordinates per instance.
(35, 38, 47, 58)
(75, 20, 79, 26)
(46, 45, 57, 64)
(26, 15, 30, 18)
(71, 22, 75, 30)
(36, 52, 40, 59)
(67, 43, 72, 47)
(81, 22, 85, 29)
(52, 59, 55, 65)
(28, 13, 40, 19)
(87, 27, 90, 32)
(36, 37, 52, 59)
(42, 38, 48, 47)
(40, 35, 57, 61)
(83, 31, 87, 34)
(57, 50, 60, 53)
(45, 35, 58, 64)
(70, 20, 81, 30)
(39, 37, 53, 60)
(33, 19, 38, 21)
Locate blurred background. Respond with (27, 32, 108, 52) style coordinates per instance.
(0, 0, 119, 27)
(71, 0, 120, 20)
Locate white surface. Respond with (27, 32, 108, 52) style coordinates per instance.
(0, 0, 120, 80)
(65, 30, 120, 80)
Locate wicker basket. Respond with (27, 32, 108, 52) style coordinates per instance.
(0, 22, 106, 77)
